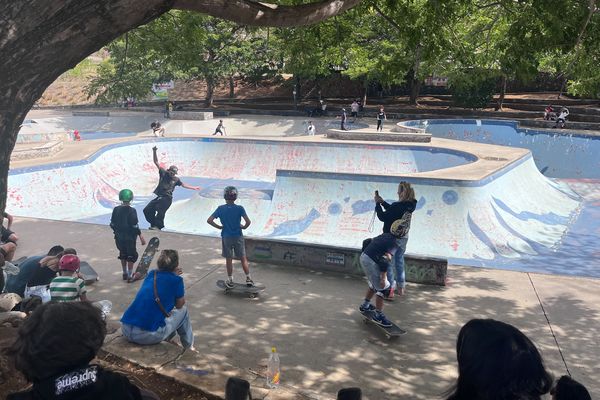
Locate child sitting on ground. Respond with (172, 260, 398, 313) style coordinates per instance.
(49, 254, 112, 317)
(110, 189, 146, 281)
(207, 186, 253, 287)
(6, 301, 158, 399)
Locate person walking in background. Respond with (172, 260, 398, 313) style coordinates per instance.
(351, 99, 360, 122)
(374, 182, 417, 299)
(213, 119, 226, 136)
(306, 121, 316, 136)
(341, 108, 348, 131)
(376, 106, 386, 132)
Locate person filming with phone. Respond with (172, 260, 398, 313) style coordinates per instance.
(374, 182, 417, 299)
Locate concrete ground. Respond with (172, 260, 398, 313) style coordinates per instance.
(10, 217, 600, 399)
(8, 111, 600, 399)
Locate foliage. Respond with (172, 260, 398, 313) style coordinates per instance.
(449, 68, 499, 109)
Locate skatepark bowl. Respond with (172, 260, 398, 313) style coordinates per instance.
(6, 126, 596, 277)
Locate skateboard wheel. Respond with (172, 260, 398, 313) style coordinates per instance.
(249, 293, 257, 298)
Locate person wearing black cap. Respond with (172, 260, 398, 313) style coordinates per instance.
(143, 146, 199, 230)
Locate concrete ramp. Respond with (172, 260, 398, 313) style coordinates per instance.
(7, 137, 581, 273)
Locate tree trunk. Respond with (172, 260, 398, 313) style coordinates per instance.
(407, 68, 421, 105)
(229, 75, 235, 98)
(496, 75, 507, 111)
(362, 79, 368, 107)
(206, 78, 215, 107)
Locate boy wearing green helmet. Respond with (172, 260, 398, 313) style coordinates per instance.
(110, 189, 146, 280)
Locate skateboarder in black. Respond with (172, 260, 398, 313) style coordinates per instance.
(358, 219, 406, 328)
(143, 146, 199, 231)
(111, 189, 146, 280)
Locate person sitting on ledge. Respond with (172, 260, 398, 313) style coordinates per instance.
(121, 249, 195, 351)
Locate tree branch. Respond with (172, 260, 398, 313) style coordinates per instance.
(173, 0, 364, 27)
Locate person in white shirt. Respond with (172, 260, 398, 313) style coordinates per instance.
(306, 121, 316, 136)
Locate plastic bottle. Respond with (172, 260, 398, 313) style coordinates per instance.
(266, 347, 280, 389)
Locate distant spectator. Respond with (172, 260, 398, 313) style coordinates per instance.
(445, 319, 553, 400)
(341, 108, 348, 131)
(551, 375, 591, 400)
(306, 121, 316, 136)
(150, 121, 165, 137)
(6, 301, 158, 400)
(213, 120, 226, 136)
(73, 129, 81, 141)
(1, 211, 18, 244)
(320, 99, 327, 116)
(121, 249, 195, 350)
(544, 105, 555, 121)
(165, 101, 172, 118)
(351, 100, 360, 122)
(376, 106, 386, 132)
(5, 245, 64, 297)
(554, 107, 569, 129)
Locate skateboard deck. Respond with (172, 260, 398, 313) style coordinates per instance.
(216, 280, 265, 298)
(79, 261, 99, 285)
(129, 237, 159, 283)
(360, 309, 406, 339)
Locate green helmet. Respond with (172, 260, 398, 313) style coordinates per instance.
(119, 189, 134, 202)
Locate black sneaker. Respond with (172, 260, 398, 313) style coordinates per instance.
(225, 280, 234, 289)
(245, 276, 254, 287)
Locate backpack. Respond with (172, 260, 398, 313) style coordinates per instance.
(391, 211, 412, 238)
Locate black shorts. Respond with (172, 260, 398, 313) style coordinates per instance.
(115, 237, 138, 263)
(1, 226, 14, 243)
(351, 111, 358, 117)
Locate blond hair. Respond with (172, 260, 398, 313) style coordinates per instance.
(157, 250, 179, 272)
(398, 181, 415, 202)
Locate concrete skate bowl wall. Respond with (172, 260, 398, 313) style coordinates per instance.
(401, 119, 600, 179)
(7, 137, 584, 276)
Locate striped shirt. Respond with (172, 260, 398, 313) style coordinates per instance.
(49, 276, 87, 302)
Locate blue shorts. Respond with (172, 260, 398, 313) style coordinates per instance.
(360, 253, 390, 293)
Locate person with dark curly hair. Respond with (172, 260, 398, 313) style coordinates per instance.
(551, 375, 591, 400)
(6, 301, 158, 399)
(445, 319, 553, 400)
(121, 249, 195, 350)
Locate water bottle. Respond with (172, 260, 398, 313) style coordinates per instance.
(266, 347, 280, 389)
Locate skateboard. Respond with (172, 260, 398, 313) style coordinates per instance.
(79, 261, 99, 285)
(360, 309, 406, 339)
(129, 237, 159, 283)
(216, 280, 265, 298)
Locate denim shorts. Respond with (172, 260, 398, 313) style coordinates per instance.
(222, 236, 246, 258)
(360, 253, 390, 293)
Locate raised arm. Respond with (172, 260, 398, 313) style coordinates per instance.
(181, 182, 200, 190)
(152, 146, 159, 169)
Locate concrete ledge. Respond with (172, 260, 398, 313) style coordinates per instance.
(326, 129, 432, 143)
(170, 110, 214, 120)
(16, 131, 71, 144)
(245, 237, 447, 286)
(11, 141, 63, 161)
(72, 111, 110, 117)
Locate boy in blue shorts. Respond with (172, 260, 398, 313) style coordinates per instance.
(207, 186, 253, 287)
(358, 219, 405, 327)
